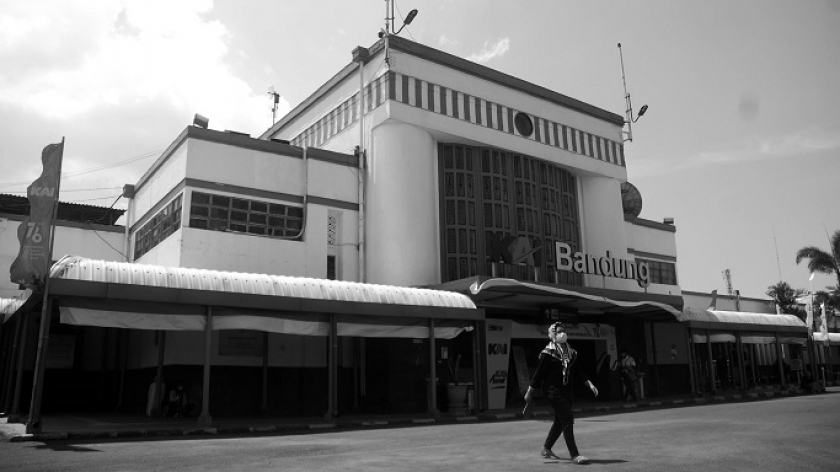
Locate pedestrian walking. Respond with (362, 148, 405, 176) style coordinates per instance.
(524, 322, 599, 465)
(612, 350, 638, 401)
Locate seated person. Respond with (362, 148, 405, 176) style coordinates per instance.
(167, 383, 188, 418)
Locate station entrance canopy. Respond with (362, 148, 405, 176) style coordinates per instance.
(431, 276, 683, 319)
(678, 308, 808, 343)
(8, 256, 482, 338)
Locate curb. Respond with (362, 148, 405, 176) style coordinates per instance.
(1, 387, 809, 443)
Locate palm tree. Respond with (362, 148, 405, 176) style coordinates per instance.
(796, 229, 840, 289)
(766, 281, 805, 320)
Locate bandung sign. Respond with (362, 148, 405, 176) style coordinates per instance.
(555, 242, 649, 288)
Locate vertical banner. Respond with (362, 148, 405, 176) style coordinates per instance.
(484, 319, 511, 410)
(805, 295, 814, 338)
(10, 141, 64, 288)
(820, 303, 829, 347)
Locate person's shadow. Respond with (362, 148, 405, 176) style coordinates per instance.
(541, 458, 627, 465)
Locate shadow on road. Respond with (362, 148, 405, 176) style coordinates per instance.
(29, 443, 102, 453)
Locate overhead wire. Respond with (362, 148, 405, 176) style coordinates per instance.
(0, 149, 162, 190)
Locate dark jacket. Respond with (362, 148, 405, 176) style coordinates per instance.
(530, 345, 589, 399)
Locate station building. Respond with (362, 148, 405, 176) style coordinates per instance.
(2, 35, 824, 429)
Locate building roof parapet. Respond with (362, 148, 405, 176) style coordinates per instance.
(260, 35, 625, 140)
(135, 126, 357, 194)
(624, 214, 677, 233)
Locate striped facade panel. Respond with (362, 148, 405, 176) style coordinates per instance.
(288, 71, 625, 168)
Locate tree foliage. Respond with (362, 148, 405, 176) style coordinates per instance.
(765, 281, 805, 320)
(796, 229, 840, 288)
(796, 229, 840, 320)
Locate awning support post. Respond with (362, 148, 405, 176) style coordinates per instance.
(473, 320, 484, 411)
(686, 328, 696, 396)
(116, 330, 128, 411)
(325, 314, 338, 419)
(153, 331, 166, 418)
(735, 332, 746, 390)
(649, 322, 659, 397)
(198, 306, 213, 426)
(808, 337, 818, 384)
(0, 321, 10, 411)
(261, 331, 269, 413)
(3, 315, 24, 416)
(774, 332, 785, 388)
(706, 329, 715, 394)
(26, 293, 55, 433)
(8, 311, 31, 423)
(427, 318, 438, 417)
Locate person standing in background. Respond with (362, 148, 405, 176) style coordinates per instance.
(612, 350, 637, 401)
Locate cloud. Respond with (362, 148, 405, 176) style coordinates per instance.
(438, 34, 459, 48)
(0, 0, 290, 136)
(466, 37, 510, 63)
(634, 124, 840, 178)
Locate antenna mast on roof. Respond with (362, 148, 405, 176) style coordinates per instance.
(384, 0, 394, 35)
(267, 87, 281, 125)
(618, 43, 648, 142)
(722, 269, 741, 311)
(723, 269, 733, 296)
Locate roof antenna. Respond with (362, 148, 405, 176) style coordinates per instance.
(618, 43, 648, 142)
(267, 87, 281, 124)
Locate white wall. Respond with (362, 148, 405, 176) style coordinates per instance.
(129, 135, 361, 279)
(366, 121, 439, 286)
(133, 143, 188, 224)
(683, 290, 775, 314)
(577, 175, 631, 290)
(0, 216, 125, 297)
(625, 221, 678, 258)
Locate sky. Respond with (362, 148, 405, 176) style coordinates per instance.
(1, 0, 839, 299)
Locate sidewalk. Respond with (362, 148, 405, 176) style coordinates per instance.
(0, 385, 826, 443)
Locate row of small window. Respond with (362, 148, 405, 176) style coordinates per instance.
(133, 192, 306, 259)
(134, 195, 183, 259)
(637, 259, 678, 285)
(188, 192, 303, 238)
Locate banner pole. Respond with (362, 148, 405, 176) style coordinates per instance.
(25, 138, 64, 433)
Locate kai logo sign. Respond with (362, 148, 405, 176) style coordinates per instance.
(28, 186, 56, 198)
(555, 242, 650, 288)
(488, 233, 541, 265)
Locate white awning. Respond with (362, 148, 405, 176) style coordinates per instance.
(678, 308, 807, 334)
(59, 306, 472, 339)
(691, 333, 806, 344)
(813, 332, 840, 346)
(0, 293, 30, 324)
(469, 278, 682, 315)
(48, 256, 479, 339)
(51, 255, 476, 310)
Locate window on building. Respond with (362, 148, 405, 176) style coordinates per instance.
(439, 144, 581, 285)
(326, 211, 340, 280)
(327, 255, 337, 280)
(637, 258, 678, 285)
(134, 194, 183, 259)
(188, 191, 303, 239)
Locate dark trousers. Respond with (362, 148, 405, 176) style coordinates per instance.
(544, 393, 579, 457)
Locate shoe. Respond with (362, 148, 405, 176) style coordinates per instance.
(541, 449, 561, 460)
(571, 455, 589, 464)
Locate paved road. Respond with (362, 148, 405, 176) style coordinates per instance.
(2, 392, 839, 471)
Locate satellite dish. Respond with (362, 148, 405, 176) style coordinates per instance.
(621, 182, 643, 217)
